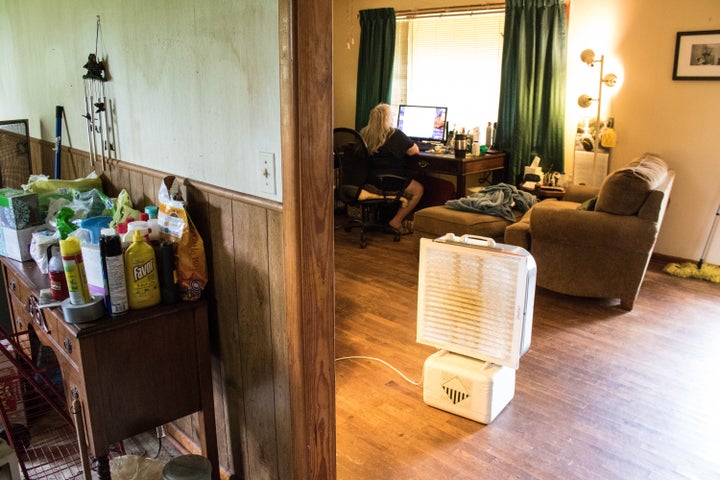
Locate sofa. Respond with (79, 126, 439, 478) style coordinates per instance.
(504, 153, 675, 310)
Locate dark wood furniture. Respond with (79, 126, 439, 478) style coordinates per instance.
(0, 256, 219, 480)
(520, 184, 566, 200)
(410, 151, 506, 198)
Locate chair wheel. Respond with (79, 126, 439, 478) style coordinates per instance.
(393, 234, 400, 242)
(360, 240, 368, 248)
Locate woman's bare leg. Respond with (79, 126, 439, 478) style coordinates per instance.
(388, 179, 423, 230)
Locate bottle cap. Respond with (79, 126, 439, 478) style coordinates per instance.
(117, 222, 128, 234)
(144, 205, 159, 218)
(139, 212, 149, 221)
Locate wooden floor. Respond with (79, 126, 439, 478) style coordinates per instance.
(334, 224, 720, 480)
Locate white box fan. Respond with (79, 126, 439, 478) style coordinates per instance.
(417, 234, 536, 423)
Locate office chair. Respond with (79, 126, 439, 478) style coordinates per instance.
(333, 127, 411, 248)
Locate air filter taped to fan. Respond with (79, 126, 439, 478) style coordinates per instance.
(416, 234, 536, 369)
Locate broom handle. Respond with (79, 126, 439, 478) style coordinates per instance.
(698, 202, 720, 269)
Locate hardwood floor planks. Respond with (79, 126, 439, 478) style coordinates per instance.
(334, 223, 720, 480)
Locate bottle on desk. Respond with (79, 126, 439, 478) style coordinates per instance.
(485, 122, 494, 148)
(124, 229, 161, 309)
(100, 228, 129, 316)
(60, 236, 92, 305)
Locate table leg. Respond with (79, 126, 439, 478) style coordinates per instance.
(456, 175, 467, 198)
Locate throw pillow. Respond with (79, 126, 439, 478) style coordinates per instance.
(595, 153, 668, 215)
(577, 197, 597, 211)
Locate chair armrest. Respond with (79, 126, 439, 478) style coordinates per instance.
(531, 205, 659, 253)
(563, 183, 600, 203)
(369, 174, 411, 198)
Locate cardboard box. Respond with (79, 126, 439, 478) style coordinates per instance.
(0, 188, 39, 230)
(0, 225, 44, 262)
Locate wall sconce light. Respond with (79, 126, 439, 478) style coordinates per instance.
(577, 49, 618, 179)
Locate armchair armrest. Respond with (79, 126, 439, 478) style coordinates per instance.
(563, 183, 600, 203)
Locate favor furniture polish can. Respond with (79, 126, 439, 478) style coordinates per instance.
(124, 229, 161, 309)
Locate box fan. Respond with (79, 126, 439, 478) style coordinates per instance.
(417, 234, 536, 424)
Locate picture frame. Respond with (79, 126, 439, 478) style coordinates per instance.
(673, 30, 720, 80)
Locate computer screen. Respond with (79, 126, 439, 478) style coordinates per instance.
(396, 105, 448, 143)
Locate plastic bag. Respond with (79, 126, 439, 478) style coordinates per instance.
(157, 176, 207, 301)
(111, 189, 143, 228)
(30, 229, 59, 274)
(23, 173, 104, 219)
(110, 455, 164, 480)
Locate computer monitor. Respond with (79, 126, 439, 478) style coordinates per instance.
(396, 105, 448, 143)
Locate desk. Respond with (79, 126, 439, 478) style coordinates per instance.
(0, 256, 219, 480)
(410, 151, 506, 198)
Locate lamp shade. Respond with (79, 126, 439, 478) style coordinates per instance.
(577, 94, 594, 108)
(580, 49, 596, 66)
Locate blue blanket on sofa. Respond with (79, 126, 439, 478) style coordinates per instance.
(444, 183, 537, 222)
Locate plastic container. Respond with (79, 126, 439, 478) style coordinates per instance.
(127, 218, 150, 243)
(80, 216, 112, 244)
(59, 237, 92, 305)
(124, 229, 161, 309)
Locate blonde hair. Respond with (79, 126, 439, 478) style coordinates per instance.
(360, 103, 394, 154)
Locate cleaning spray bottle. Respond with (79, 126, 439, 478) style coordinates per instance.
(124, 229, 161, 309)
(60, 236, 92, 305)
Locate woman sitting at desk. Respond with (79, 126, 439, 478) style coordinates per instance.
(360, 103, 424, 235)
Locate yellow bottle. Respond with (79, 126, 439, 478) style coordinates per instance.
(60, 236, 92, 305)
(124, 229, 161, 309)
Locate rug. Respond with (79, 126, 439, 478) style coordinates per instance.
(663, 262, 720, 283)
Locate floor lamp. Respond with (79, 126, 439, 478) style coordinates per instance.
(577, 49, 617, 184)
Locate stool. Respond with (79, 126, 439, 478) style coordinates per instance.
(0, 438, 20, 480)
(413, 205, 518, 244)
(163, 455, 212, 480)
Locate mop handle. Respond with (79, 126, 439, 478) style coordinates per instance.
(54, 105, 63, 179)
(698, 202, 720, 269)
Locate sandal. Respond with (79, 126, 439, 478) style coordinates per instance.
(386, 225, 413, 236)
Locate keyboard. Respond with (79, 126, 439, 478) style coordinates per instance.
(417, 141, 440, 152)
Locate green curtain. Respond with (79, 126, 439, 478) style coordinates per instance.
(495, 0, 567, 185)
(354, 8, 396, 131)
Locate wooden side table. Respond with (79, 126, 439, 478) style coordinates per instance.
(521, 184, 565, 200)
(534, 186, 566, 200)
(0, 256, 219, 480)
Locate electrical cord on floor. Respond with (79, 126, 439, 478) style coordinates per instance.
(154, 425, 167, 459)
(154, 436, 163, 459)
(335, 355, 423, 386)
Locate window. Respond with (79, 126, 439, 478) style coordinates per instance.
(390, 10, 505, 142)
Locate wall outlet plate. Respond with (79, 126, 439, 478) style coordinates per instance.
(259, 152, 276, 195)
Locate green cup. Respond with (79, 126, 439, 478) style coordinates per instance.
(480, 145, 488, 155)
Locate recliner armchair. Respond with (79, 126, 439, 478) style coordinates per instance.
(505, 153, 675, 310)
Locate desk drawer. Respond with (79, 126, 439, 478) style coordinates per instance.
(42, 309, 81, 371)
(4, 266, 33, 309)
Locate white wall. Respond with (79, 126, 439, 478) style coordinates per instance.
(333, 0, 720, 263)
(0, 0, 282, 201)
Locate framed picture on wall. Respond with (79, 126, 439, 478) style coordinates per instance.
(673, 30, 720, 80)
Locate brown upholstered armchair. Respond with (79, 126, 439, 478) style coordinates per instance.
(504, 154, 675, 310)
